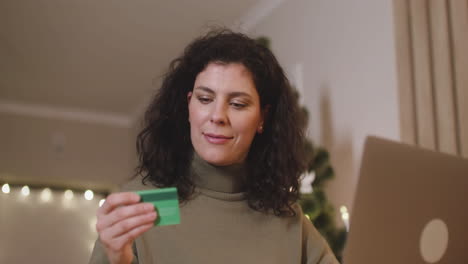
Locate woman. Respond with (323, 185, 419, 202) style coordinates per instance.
(90, 29, 338, 264)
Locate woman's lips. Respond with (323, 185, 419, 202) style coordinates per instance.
(203, 133, 233, 144)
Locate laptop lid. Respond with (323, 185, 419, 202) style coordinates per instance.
(343, 136, 468, 263)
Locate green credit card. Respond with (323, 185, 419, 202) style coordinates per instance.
(135, 187, 180, 226)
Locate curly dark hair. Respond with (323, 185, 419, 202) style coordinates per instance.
(135, 28, 306, 216)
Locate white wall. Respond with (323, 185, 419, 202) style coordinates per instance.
(250, 0, 400, 217)
(0, 112, 134, 190)
(0, 187, 102, 263)
(0, 112, 134, 263)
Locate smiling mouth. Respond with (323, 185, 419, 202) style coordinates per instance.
(203, 133, 233, 144)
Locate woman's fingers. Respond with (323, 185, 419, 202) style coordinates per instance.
(98, 192, 141, 216)
(104, 223, 154, 252)
(95, 191, 157, 264)
(99, 212, 156, 251)
(101, 211, 157, 240)
(97, 202, 155, 231)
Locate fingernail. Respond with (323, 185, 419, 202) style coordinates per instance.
(145, 203, 155, 211)
(133, 193, 142, 201)
(149, 211, 157, 218)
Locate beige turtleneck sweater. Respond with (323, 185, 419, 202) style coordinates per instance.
(89, 154, 338, 264)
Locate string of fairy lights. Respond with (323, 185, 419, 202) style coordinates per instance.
(1, 182, 110, 207)
(2, 181, 350, 231)
(1, 181, 112, 254)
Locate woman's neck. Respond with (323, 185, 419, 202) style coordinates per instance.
(191, 152, 246, 193)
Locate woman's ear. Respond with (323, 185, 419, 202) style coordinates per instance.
(187, 91, 193, 103)
(187, 92, 193, 122)
(258, 105, 271, 134)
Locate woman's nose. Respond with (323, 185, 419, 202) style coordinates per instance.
(210, 103, 228, 125)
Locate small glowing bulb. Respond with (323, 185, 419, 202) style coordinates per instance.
(99, 199, 105, 207)
(64, 189, 74, 200)
(342, 212, 349, 221)
(41, 188, 52, 202)
(21, 186, 30, 196)
(84, 190, 94, 201)
(340, 205, 350, 232)
(2, 183, 10, 194)
(340, 205, 348, 214)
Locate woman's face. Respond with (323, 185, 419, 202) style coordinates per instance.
(188, 62, 264, 166)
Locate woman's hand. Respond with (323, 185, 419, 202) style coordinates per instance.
(96, 192, 157, 264)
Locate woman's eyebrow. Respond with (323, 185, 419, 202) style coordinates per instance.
(194, 86, 215, 94)
(194, 86, 253, 99)
(227, 91, 252, 99)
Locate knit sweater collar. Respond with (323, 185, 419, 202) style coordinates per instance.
(191, 152, 246, 196)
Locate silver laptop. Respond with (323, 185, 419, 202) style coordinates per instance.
(343, 136, 468, 263)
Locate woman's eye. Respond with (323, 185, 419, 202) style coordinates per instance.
(230, 102, 247, 109)
(197, 97, 212, 104)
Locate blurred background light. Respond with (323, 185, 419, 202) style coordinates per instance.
(84, 190, 94, 201)
(41, 188, 52, 202)
(340, 205, 350, 231)
(64, 189, 74, 200)
(21, 186, 30, 196)
(340, 205, 348, 214)
(2, 183, 11, 194)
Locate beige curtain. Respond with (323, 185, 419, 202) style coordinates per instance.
(393, 0, 468, 158)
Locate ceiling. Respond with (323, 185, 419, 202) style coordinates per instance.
(0, 0, 260, 118)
